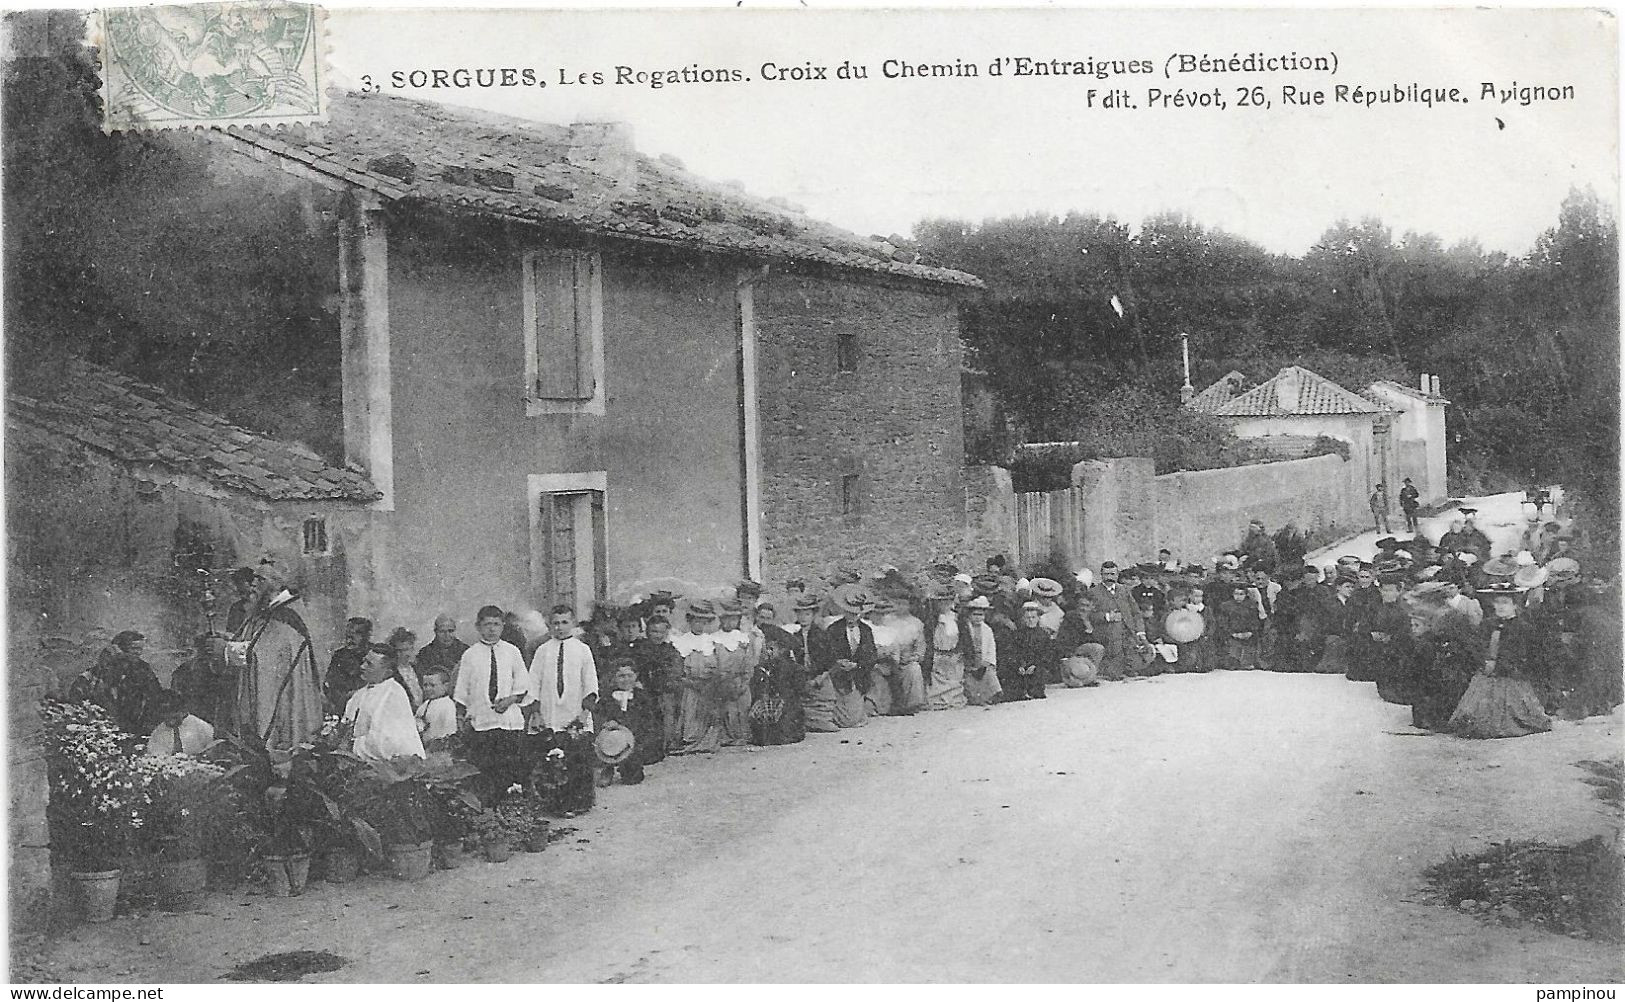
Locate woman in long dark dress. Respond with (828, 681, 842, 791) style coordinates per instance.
(749, 631, 805, 745)
(1448, 591, 1553, 738)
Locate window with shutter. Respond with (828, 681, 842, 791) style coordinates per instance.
(523, 251, 604, 414)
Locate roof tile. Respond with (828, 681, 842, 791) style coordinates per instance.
(1187, 366, 1388, 418)
(217, 91, 980, 289)
(9, 358, 380, 504)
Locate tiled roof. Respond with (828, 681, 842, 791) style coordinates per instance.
(7, 358, 380, 504)
(1369, 379, 1450, 404)
(219, 91, 981, 289)
(1185, 370, 1246, 411)
(1187, 365, 1388, 417)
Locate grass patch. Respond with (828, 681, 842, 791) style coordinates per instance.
(1423, 836, 1622, 943)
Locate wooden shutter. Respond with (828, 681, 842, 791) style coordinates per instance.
(533, 254, 584, 399)
(590, 491, 607, 605)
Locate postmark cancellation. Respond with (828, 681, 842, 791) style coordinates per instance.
(94, 2, 326, 133)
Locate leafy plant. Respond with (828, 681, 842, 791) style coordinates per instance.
(356, 753, 481, 849)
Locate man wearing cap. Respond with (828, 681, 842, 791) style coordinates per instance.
(229, 560, 323, 752)
(415, 614, 468, 686)
(70, 629, 163, 736)
(1369, 483, 1392, 534)
(1083, 562, 1146, 682)
(813, 584, 877, 728)
(1458, 511, 1492, 564)
(1239, 520, 1279, 572)
(1398, 478, 1421, 532)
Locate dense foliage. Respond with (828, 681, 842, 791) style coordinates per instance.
(916, 197, 1619, 558)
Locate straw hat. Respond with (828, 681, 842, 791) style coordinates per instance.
(829, 583, 875, 616)
(1545, 557, 1582, 585)
(593, 727, 635, 765)
(1031, 577, 1064, 599)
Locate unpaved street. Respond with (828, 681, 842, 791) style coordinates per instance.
(49, 673, 1622, 983)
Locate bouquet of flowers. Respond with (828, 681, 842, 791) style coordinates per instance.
(131, 755, 234, 861)
(40, 701, 143, 870)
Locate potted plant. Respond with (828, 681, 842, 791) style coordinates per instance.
(40, 701, 141, 923)
(502, 795, 551, 853)
(213, 732, 326, 896)
(298, 727, 383, 883)
(472, 808, 518, 863)
(430, 782, 479, 870)
(131, 754, 234, 911)
(359, 753, 480, 882)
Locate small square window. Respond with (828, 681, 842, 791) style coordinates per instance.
(302, 516, 329, 555)
(841, 473, 860, 517)
(836, 332, 858, 373)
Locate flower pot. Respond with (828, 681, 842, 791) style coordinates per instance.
(433, 841, 464, 870)
(481, 837, 512, 863)
(71, 869, 122, 923)
(386, 842, 433, 882)
(320, 846, 362, 883)
(157, 857, 209, 912)
(261, 856, 293, 897)
(285, 853, 312, 895)
(523, 829, 550, 853)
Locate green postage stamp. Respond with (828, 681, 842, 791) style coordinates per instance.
(96, 3, 326, 132)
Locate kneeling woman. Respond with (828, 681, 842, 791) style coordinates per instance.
(1448, 590, 1552, 739)
(749, 631, 805, 745)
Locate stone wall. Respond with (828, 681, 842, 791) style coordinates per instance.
(1152, 454, 1365, 565)
(992, 454, 1367, 573)
(963, 464, 1018, 562)
(755, 272, 968, 585)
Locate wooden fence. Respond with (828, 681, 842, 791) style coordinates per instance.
(1015, 486, 1087, 570)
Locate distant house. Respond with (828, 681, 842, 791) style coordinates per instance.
(8, 90, 984, 659)
(1185, 365, 1449, 505)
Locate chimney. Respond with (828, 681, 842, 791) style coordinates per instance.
(565, 120, 638, 192)
(1274, 368, 1300, 412)
(1430, 375, 1441, 396)
(1419, 372, 1430, 392)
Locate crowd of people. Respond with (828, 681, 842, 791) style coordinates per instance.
(62, 505, 1621, 813)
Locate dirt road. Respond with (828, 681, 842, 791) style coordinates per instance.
(45, 673, 1622, 983)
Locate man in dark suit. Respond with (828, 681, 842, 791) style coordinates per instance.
(813, 584, 878, 696)
(1084, 561, 1146, 680)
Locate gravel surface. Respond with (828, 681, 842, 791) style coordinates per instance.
(35, 672, 1622, 983)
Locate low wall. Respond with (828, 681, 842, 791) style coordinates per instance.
(1152, 453, 1364, 565)
(992, 454, 1367, 573)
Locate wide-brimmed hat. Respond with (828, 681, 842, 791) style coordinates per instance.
(1218, 554, 1241, 570)
(1514, 550, 1537, 567)
(716, 598, 744, 617)
(1164, 608, 1205, 644)
(965, 595, 992, 610)
(971, 573, 1001, 595)
(1513, 565, 1549, 589)
(1375, 537, 1400, 550)
(1030, 577, 1064, 599)
(685, 599, 718, 620)
(829, 583, 875, 616)
(735, 579, 763, 598)
(1545, 557, 1582, 585)
(793, 594, 823, 612)
(869, 597, 898, 615)
(594, 727, 635, 765)
(1482, 556, 1518, 578)
(1020, 600, 1043, 613)
(1476, 582, 1525, 600)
